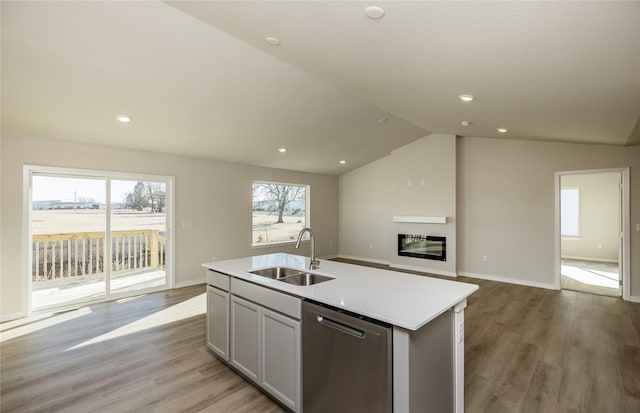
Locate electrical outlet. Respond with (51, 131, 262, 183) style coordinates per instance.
(482, 255, 488, 262)
(597, 243, 602, 249)
(369, 243, 374, 249)
(181, 221, 192, 229)
(211, 256, 217, 262)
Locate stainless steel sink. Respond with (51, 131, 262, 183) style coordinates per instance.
(249, 267, 334, 286)
(249, 267, 302, 279)
(279, 273, 334, 286)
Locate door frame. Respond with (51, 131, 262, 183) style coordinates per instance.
(554, 167, 630, 300)
(23, 165, 175, 314)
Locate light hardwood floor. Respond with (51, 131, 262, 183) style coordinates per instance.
(1, 285, 285, 413)
(2, 262, 639, 412)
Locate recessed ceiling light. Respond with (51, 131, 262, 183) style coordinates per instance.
(364, 6, 385, 19)
(115, 115, 132, 123)
(378, 117, 388, 123)
(278, 147, 287, 153)
(497, 128, 508, 133)
(461, 121, 472, 127)
(458, 95, 475, 102)
(265, 37, 281, 46)
(339, 160, 347, 165)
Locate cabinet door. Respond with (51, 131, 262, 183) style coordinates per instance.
(230, 296, 260, 383)
(206, 285, 229, 360)
(261, 308, 300, 411)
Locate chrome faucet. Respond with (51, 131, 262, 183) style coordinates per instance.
(296, 227, 320, 270)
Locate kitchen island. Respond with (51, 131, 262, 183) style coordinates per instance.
(202, 253, 478, 412)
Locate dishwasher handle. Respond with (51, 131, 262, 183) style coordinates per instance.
(317, 315, 365, 338)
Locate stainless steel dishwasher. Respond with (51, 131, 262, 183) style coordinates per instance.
(302, 300, 392, 413)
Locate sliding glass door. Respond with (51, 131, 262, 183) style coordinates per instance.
(110, 180, 168, 295)
(29, 167, 173, 312)
(31, 175, 107, 309)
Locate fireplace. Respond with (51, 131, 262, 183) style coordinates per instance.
(397, 234, 446, 262)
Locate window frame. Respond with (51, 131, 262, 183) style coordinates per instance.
(251, 181, 310, 247)
(560, 187, 581, 238)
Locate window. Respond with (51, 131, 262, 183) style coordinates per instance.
(561, 188, 580, 237)
(252, 182, 308, 245)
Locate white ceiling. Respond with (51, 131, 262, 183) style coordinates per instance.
(2, 1, 639, 175)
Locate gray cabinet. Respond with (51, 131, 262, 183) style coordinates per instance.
(206, 285, 229, 360)
(230, 295, 260, 383)
(208, 275, 302, 412)
(261, 308, 300, 411)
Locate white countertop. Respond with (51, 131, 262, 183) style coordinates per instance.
(202, 253, 478, 331)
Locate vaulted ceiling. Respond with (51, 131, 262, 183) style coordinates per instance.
(2, 1, 638, 175)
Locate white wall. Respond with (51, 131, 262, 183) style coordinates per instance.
(339, 135, 640, 299)
(561, 173, 621, 262)
(339, 134, 457, 276)
(389, 134, 456, 275)
(0, 135, 339, 319)
(338, 155, 391, 263)
(457, 137, 639, 296)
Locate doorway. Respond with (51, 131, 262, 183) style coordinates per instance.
(27, 166, 174, 313)
(555, 168, 630, 299)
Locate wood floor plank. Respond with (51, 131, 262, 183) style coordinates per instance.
(464, 373, 494, 412)
(520, 361, 563, 413)
(619, 344, 640, 399)
(557, 366, 588, 410)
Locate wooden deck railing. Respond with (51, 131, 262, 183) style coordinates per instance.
(32, 230, 166, 282)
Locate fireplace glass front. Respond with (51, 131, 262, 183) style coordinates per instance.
(397, 234, 446, 262)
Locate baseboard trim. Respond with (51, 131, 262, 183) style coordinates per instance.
(337, 254, 390, 266)
(458, 271, 557, 290)
(391, 263, 457, 278)
(627, 295, 640, 303)
(320, 254, 339, 260)
(175, 278, 206, 289)
(1, 312, 27, 322)
(561, 256, 618, 264)
(336, 255, 458, 278)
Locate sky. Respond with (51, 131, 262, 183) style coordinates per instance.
(32, 176, 153, 203)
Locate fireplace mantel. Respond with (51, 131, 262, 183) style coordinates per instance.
(392, 216, 447, 224)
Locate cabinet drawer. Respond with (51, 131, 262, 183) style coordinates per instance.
(207, 270, 230, 291)
(231, 278, 301, 320)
